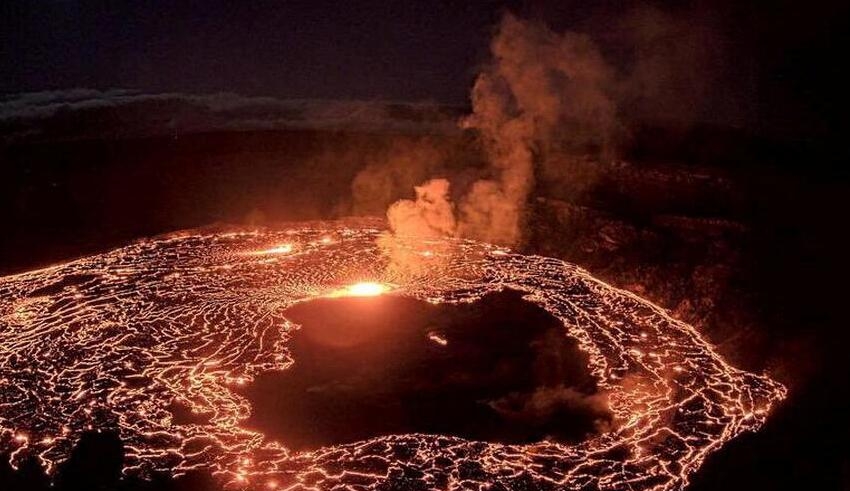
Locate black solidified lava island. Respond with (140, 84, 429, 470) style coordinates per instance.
(241, 290, 611, 450)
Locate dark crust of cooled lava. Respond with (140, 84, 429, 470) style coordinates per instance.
(0, 218, 785, 490)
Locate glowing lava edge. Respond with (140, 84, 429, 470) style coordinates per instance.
(0, 218, 786, 490)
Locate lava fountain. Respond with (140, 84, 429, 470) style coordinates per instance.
(0, 218, 785, 490)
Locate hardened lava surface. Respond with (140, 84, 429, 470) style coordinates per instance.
(0, 218, 785, 490)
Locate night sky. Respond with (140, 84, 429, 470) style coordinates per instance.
(1, 1, 506, 102)
(2, 0, 848, 143)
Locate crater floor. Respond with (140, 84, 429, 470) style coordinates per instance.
(0, 218, 786, 490)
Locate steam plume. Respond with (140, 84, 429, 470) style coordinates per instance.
(378, 178, 458, 277)
(384, 13, 619, 252)
(386, 178, 457, 238)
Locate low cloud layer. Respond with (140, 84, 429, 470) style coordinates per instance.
(0, 89, 459, 142)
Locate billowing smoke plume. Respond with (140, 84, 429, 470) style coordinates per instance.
(351, 140, 452, 217)
(458, 14, 619, 245)
(383, 13, 619, 257)
(385, 178, 457, 238)
(378, 178, 459, 277)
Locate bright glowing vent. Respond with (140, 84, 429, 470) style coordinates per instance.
(326, 281, 392, 298)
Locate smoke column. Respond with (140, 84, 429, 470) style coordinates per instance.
(385, 13, 619, 252)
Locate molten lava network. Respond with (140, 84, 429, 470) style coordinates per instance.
(0, 218, 785, 490)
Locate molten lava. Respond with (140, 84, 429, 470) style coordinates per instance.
(254, 244, 294, 255)
(326, 281, 392, 298)
(0, 218, 786, 490)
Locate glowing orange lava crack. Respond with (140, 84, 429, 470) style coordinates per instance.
(0, 218, 785, 490)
